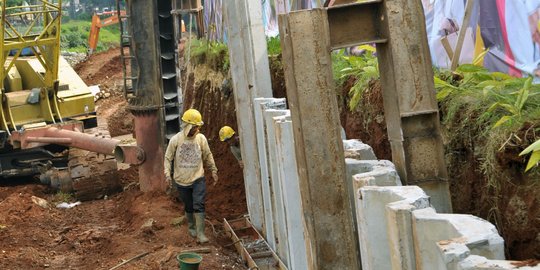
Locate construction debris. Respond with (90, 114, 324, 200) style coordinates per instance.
(223, 217, 286, 270)
(31, 196, 49, 209)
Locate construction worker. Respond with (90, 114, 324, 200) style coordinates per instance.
(164, 109, 218, 244)
(219, 126, 243, 169)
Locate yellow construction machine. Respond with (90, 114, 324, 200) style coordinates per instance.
(0, 1, 143, 200)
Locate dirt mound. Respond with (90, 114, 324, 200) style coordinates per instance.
(74, 48, 123, 87)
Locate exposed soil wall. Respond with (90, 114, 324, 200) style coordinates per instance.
(181, 65, 247, 221)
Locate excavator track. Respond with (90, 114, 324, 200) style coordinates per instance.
(68, 125, 120, 201)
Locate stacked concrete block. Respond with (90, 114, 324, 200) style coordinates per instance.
(356, 186, 430, 270)
(344, 149, 402, 266)
(343, 139, 377, 160)
(457, 256, 539, 270)
(273, 114, 309, 270)
(412, 208, 505, 270)
(253, 98, 286, 249)
(348, 159, 401, 189)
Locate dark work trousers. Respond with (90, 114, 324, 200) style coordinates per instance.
(175, 177, 206, 213)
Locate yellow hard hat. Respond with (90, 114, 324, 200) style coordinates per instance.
(219, 126, 235, 141)
(182, 109, 204, 126)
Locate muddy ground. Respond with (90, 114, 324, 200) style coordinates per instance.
(0, 48, 247, 269)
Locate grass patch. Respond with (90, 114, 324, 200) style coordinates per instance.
(52, 191, 74, 203)
(186, 38, 229, 72)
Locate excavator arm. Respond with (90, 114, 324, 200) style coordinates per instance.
(88, 11, 125, 54)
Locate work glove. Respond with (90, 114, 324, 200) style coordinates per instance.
(165, 175, 173, 195)
(212, 172, 219, 187)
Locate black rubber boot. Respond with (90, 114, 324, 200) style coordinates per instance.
(194, 212, 209, 243)
(186, 212, 196, 238)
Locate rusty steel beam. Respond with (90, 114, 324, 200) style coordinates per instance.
(325, 1, 453, 212)
(327, 1, 386, 49)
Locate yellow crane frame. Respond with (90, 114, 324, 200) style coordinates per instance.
(0, 0, 63, 134)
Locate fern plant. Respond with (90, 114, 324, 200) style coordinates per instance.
(520, 139, 540, 172)
(338, 45, 379, 110)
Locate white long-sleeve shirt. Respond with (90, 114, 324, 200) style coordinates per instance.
(164, 128, 218, 186)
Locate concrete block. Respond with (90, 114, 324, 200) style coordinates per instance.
(457, 255, 539, 270)
(345, 158, 402, 266)
(348, 159, 401, 190)
(356, 186, 430, 270)
(273, 115, 309, 270)
(262, 107, 290, 265)
(412, 208, 505, 270)
(386, 192, 431, 270)
(343, 139, 377, 160)
(253, 98, 286, 249)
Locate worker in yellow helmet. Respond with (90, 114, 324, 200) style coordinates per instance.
(219, 126, 243, 169)
(164, 108, 218, 244)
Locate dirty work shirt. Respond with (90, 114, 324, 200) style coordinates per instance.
(164, 131, 217, 186)
(230, 145, 242, 162)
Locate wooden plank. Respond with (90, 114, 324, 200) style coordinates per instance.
(223, 218, 287, 270)
(450, 0, 475, 70)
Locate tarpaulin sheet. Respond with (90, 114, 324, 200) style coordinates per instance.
(424, 0, 540, 78)
(203, 0, 540, 78)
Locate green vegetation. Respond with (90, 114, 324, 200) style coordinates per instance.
(60, 20, 120, 53)
(52, 191, 74, 203)
(336, 45, 379, 110)
(186, 38, 540, 174)
(186, 38, 229, 72)
(266, 37, 282, 55)
(434, 65, 540, 174)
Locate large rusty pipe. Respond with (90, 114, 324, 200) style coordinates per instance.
(38, 127, 145, 165)
(43, 127, 119, 155)
(26, 137, 73, 144)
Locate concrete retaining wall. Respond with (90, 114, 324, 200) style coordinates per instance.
(247, 97, 535, 270)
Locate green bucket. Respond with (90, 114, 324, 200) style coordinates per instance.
(177, 252, 203, 270)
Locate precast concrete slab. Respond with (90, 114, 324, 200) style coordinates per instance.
(253, 98, 286, 249)
(385, 190, 431, 270)
(412, 208, 505, 270)
(274, 114, 309, 270)
(356, 186, 429, 270)
(457, 255, 540, 270)
(263, 108, 290, 265)
(346, 158, 402, 265)
(349, 159, 402, 190)
(224, 0, 273, 232)
(343, 139, 377, 160)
